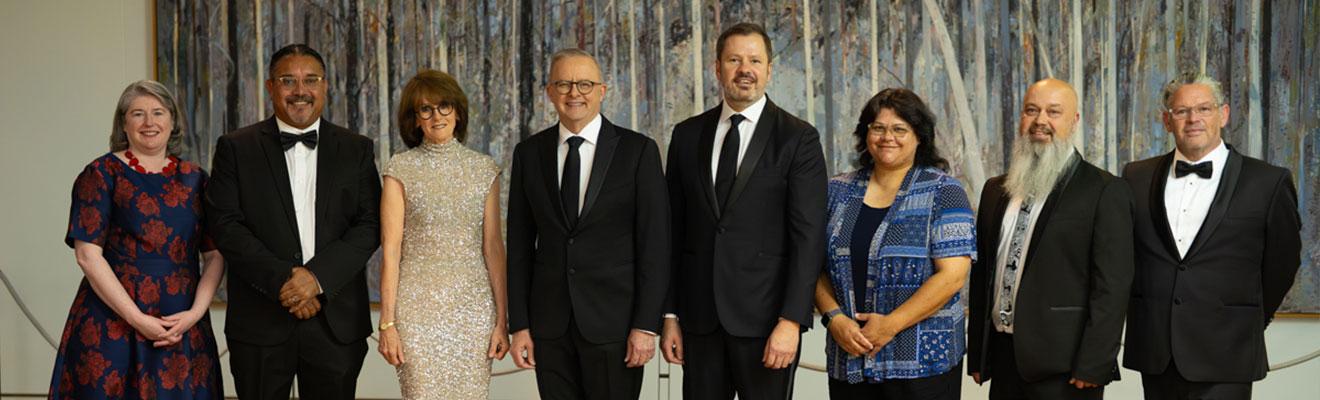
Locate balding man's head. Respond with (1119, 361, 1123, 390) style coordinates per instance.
(1019, 78, 1080, 143)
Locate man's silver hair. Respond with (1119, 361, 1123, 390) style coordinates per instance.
(1161, 72, 1225, 109)
(549, 48, 597, 70)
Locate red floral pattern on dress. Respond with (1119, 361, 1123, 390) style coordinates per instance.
(104, 370, 124, 397)
(165, 267, 193, 295)
(167, 236, 189, 264)
(106, 318, 128, 341)
(54, 155, 221, 398)
(75, 169, 106, 202)
(138, 276, 161, 306)
(162, 180, 190, 207)
(190, 353, 213, 389)
(140, 219, 173, 253)
(79, 318, 101, 347)
(75, 350, 110, 385)
(78, 206, 102, 236)
(114, 176, 136, 205)
(136, 191, 160, 216)
(160, 352, 191, 389)
(137, 374, 157, 399)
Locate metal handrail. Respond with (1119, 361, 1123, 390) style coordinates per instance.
(3, 267, 1318, 376)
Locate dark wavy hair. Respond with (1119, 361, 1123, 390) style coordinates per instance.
(853, 88, 949, 171)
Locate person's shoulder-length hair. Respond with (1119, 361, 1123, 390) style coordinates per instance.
(397, 69, 470, 147)
(110, 80, 187, 157)
(852, 88, 949, 171)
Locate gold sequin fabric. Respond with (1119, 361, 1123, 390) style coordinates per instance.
(382, 139, 500, 399)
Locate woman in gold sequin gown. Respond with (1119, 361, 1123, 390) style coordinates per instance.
(377, 70, 509, 399)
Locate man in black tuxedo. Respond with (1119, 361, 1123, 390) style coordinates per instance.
(205, 44, 381, 399)
(1121, 72, 1301, 400)
(505, 48, 670, 399)
(967, 78, 1133, 400)
(660, 22, 828, 399)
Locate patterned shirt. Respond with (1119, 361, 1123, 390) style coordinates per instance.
(823, 166, 977, 382)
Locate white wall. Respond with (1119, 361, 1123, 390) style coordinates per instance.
(2, 1, 1317, 399)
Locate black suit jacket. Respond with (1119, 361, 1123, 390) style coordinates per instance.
(967, 155, 1134, 384)
(1121, 148, 1301, 382)
(506, 117, 671, 344)
(665, 99, 827, 337)
(206, 117, 382, 345)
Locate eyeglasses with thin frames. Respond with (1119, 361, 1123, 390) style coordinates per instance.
(550, 80, 602, 95)
(1167, 103, 1220, 120)
(275, 76, 325, 89)
(867, 123, 912, 140)
(417, 104, 455, 120)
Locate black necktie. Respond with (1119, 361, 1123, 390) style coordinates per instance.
(562, 136, 586, 227)
(715, 114, 746, 211)
(1175, 160, 1212, 179)
(279, 130, 319, 150)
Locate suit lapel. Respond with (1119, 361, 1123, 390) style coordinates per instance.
(723, 101, 776, 214)
(538, 132, 570, 231)
(1023, 153, 1082, 267)
(697, 110, 721, 219)
(1184, 150, 1241, 258)
(578, 119, 620, 224)
(1148, 152, 1182, 260)
(313, 123, 339, 245)
(258, 118, 301, 244)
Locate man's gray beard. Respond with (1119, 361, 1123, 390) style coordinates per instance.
(1003, 136, 1075, 200)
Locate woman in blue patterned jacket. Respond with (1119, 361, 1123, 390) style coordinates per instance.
(813, 88, 976, 399)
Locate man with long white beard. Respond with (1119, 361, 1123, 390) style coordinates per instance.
(966, 78, 1134, 400)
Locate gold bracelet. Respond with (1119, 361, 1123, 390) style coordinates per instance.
(379, 321, 398, 331)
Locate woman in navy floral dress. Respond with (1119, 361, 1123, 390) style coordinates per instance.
(49, 80, 224, 399)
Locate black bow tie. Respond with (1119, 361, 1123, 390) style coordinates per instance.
(1175, 160, 1212, 179)
(279, 130, 318, 150)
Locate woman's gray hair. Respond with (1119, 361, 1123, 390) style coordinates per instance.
(1161, 72, 1226, 109)
(110, 80, 187, 157)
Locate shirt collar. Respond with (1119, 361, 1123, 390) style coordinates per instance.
(719, 94, 768, 126)
(558, 114, 603, 146)
(276, 117, 321, 135)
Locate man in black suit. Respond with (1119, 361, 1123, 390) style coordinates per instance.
(967, 78, 1134, 400)
(505, 48, 670, 399)
(1121, 72, 1301, 400)
(660, 22, 828, 399)
(205, 44, 381, 399)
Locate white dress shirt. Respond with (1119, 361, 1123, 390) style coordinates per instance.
(1164, 141, 1229, 258)
(991, 195, 1046, 334)
(275, 118, 326, 294)
(710, 95, 768, 182)
(556, 114, 603, 214)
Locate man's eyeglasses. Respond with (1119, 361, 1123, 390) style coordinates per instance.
(1167, 103, 1219, 120)
(417, 104, 455, 120)
(550, 80, 602, 95)
(275, 76, 325, 89)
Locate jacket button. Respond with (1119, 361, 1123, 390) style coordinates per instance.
(718, 227, 727, 234)
(568, 238, 575, 245)
(294, 251, 303, 261)
(1177, 264, 1187, 271)
(568, 268, 576, 275)
(1174, 298, 1183, 305)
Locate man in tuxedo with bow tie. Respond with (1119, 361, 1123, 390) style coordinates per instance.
(505, 48, 670, 399)
(206, 44, 381, 399)
(1121, 72, 1301, 400)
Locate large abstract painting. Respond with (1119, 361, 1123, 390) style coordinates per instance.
(156, 0, 1318, 313)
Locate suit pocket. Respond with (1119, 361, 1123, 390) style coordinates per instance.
(1049, 306, 1085, 312)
